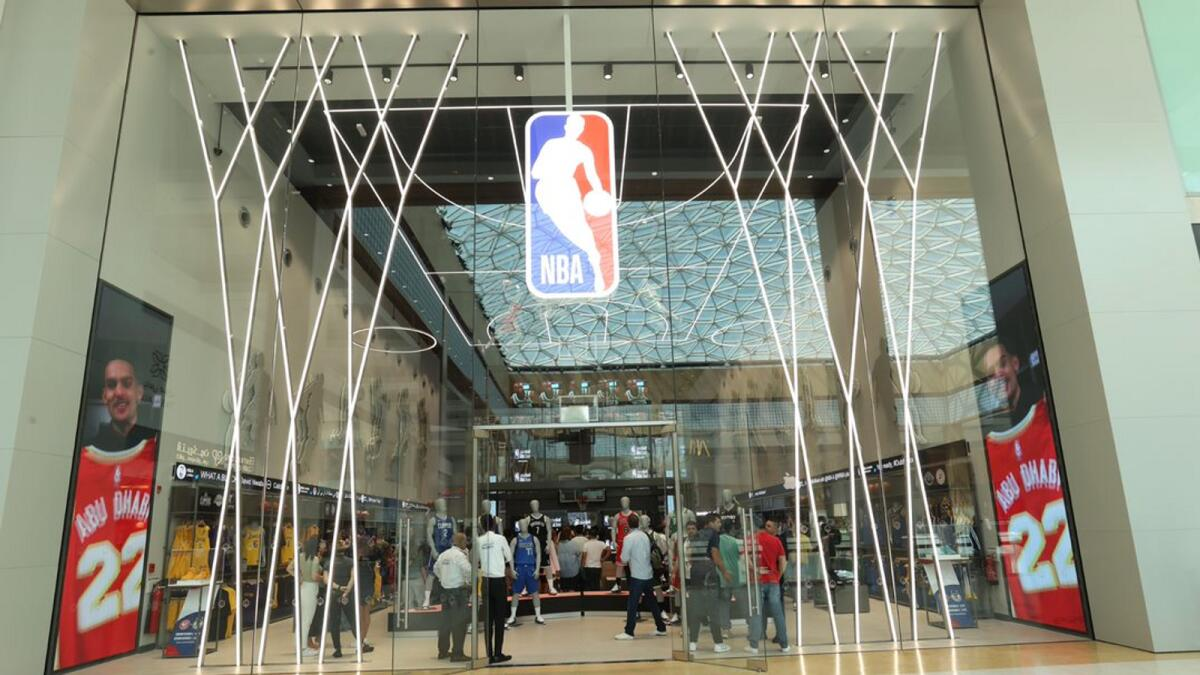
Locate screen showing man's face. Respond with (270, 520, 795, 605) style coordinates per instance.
(983, 344, 1021, 408)
(101, 360, 143, 430)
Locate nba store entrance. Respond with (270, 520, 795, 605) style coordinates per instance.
(47, 2, 1092, 674)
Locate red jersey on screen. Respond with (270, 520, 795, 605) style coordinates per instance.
(755, 531, 786, 584)
(57, 438, 157, 669)
(985, 398, 1085, 633)
(614, 511, 637, 558)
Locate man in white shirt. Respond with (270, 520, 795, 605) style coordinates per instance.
(581, 529, 608, 591)
(477, 515, 513, 664)
(433, 532, 471, 662)
(614, 514, 668, 640)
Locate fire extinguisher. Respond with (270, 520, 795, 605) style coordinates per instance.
(984, 554, 999, 585)
(145, 584, 163, 634)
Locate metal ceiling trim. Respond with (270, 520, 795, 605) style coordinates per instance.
(126, 0, 979, 15)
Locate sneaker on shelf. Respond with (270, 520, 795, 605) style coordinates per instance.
(713, 643, 731, 654)
(688, 642, 698, 652)
(614, 632, 634, 641)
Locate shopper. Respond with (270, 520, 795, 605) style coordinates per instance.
(747, 518, 790, 653)
(295, 535, 325, 658)
(319, 537, 358, 658)
(684, 515, 731, 653)
(717, 518, 747, 635)
(556, 526, 584, 592)
(477, 514, 513, 664)
(355, 536, 377, 654)
(614, 514, 668, 640)
(581, 528, 608, 591)
(432, 532, 472, 662)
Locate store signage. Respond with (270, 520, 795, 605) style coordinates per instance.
(169, 462, 421, 510)
(525, 111, 618, 299)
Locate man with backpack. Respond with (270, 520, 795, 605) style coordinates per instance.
(613, 514, 669, 640)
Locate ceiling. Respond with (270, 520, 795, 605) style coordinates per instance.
(128, 1, 979, 13)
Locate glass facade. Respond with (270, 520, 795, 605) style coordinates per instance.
(47, 4, 1092, 673)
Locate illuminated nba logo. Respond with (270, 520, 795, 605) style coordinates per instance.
(525, 111, 618, 299)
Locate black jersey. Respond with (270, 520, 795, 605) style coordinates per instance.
(527, 513, 550, 565)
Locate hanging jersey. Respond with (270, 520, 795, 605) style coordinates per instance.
(243, 527, 264, 567)
(57, 438, 157, 670)
(190, 522, 211, 577)
(432, 515, 456, 554)
(527, 514, 549, 565)
(614, 510, 637, 559)
(280, 524, 294, 568)
(985, 398, 1085, 633)
(167, 523, 192, 580)
(514, 534, 538, 569)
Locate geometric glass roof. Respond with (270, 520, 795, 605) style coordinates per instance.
(438, 197, 993, 369)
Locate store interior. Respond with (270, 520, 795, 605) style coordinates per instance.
(61, 4, 1090, 674)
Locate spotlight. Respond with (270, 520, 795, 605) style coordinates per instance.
(603, 63, 613, 81)
(450, 66, 459, 82)
(513, 64, 525, 82)
(381, 66, 392, 84)
(674, 62, 684, 80)
(744, 63, 754, 80)
(841, 117, 849, 124)
(818, 61, 829, 79)
(323, 68, 334, 86)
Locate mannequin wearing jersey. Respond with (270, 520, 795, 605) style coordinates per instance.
(610, 496, 637, 592)
(718, 489, 740, 536)
(425, 498, 457, 608)
(524, 499, 557, 595)
(507, 519, 545, 625)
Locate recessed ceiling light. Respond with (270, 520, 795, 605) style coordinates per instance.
(841, 117, 849, 124)
(487, 175, 494, 181)
(307, 157, 315, 164)
(806, 174, 814, 179)
(355, 123, 367, 138)
(823, 147, 831, 154)
(326, 183, 332, 187)
(651, 170, 659, 176)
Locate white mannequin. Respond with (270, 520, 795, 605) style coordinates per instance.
(523, 499, 557, 595)
(424, 498, 456, 608)
(507, 519, 544, 625)
(610, 496, 636, 592)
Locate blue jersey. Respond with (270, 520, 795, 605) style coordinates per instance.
(432, 515, 455, 554)
(514, 534, 537, 568)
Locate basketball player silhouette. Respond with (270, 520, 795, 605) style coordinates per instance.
(530, 113, 612, 293)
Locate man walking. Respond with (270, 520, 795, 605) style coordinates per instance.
(433, 532, 472, 662)
(613, 514, 668, 640)
(685, 514, 731, 653)
(477, 515, 513, 664)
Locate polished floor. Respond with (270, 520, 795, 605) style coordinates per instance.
(74, 597, 1139, 674)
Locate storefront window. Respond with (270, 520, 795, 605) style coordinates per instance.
(51, 4, 1088, 673)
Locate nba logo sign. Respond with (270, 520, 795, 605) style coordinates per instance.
(525, 111, 618, 299)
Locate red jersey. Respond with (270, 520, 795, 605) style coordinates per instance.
(57, 438, 157, 669)
(614, 511, 637, 558)
(985, 399, 1085, 633)
(754, 531, 786, 584)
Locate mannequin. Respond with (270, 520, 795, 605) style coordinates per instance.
(718, 488, 739, 535)
(424, 498, 457, 608)
(524, 500, 557, 594)
(507, 519, 545, 625)
(610, 496, 637, 592)
(480, 500, 502, 534)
